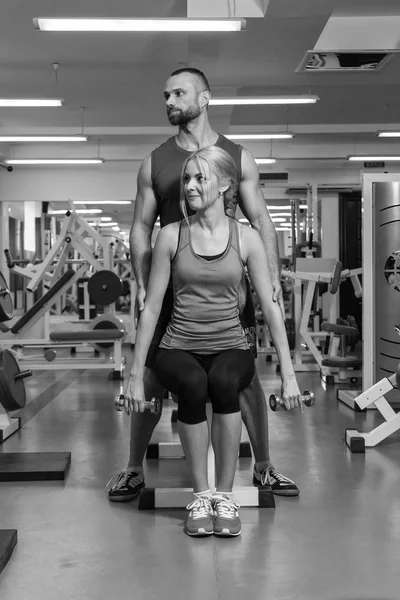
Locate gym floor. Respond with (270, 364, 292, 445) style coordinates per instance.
(1, 352, 400, 600)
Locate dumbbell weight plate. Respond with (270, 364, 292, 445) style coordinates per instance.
(0, 272, 14, 323)
(269, 394, 279, 412)
(88, 270, 123, 306)
(303, 390, 315, 407)
(0, 349, 27, 412)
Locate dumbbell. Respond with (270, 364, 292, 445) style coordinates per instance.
(269, 390, 315, 412)
(114, 393, 161, 415)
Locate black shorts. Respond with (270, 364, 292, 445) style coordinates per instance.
(144, 277, 257, 371)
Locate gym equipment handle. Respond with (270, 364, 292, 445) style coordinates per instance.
(14, 369, 33, 382)
(4, 249, 14, 269)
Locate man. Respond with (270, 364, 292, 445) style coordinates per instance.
(107, 67, 299, 501)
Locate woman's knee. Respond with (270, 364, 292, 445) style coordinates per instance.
(208, 373, 241, 414)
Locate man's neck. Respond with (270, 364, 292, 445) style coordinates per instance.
(175, 117, 219, 151)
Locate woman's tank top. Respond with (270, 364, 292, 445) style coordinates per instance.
(159, 217, 249, 354)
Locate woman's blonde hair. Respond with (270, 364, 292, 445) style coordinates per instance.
(179, 146, 239, 224)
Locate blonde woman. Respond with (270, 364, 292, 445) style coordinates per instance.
(127, 146, 301, 537)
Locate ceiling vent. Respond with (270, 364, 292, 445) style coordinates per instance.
(297, 51, 394, 72)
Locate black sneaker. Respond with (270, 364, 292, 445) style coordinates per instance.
(253, 465, 299, 496)
(106, 469, 145, 502)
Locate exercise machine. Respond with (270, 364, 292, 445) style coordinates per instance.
(339, 174, 400, 411)
(345, 346, 400, 452)
(1, 267, 126, 378)
(0, 288, 71, 480)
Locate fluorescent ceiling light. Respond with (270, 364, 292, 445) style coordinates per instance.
(348, 156, 400, 161)
(6, 158, 104, 165)
(49, 209, 102, 215)
(0, 135, 87, 142)
(276, 227, 291, 231)
(73, 200, 132, 205)
(271, 217, 288, 222)
(210, 96, 319, 106)
(112, 226, 121, 231)
(0, 99, 63, 107)
(255, 158, 276, 164)
(101, 217, 113, 221)
(377, 132, 400, 137)
(226, 134, 293, 140)
(270, 212, 291, 217)
(33, 17, 245, 32)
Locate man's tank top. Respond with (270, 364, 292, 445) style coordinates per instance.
(159, 217, 249, 354)
(151, 135, 243, 227)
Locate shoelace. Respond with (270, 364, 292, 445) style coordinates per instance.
(105, 470, 142, 493)
(213, 496, 240, 519)
(259, 468, 291, 487)
(186, 496, 213, 519)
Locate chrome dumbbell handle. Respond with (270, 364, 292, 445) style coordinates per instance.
(269, 390, 315, 412)
(115, 394, 161, 415)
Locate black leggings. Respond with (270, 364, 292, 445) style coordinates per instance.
(155, 348, 254, 425)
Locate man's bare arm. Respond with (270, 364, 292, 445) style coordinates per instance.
(129, 154, 159, 300)
(238, 148, 281, 284)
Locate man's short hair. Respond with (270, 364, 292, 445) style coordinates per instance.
(169, 67, 211, 93)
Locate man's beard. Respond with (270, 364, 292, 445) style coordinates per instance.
(168, 104, 201, 126)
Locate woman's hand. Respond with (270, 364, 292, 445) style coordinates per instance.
(280, 376, 303, 413)
(123, 373, 146, 415)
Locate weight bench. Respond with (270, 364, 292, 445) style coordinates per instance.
(42, 329, 126, 379)
(345, 365, 400, 453)
(138, 404, 274, 510)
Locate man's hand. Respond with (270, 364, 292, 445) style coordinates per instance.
(134, 287, 147, 328)
(272, 280, 285, 318)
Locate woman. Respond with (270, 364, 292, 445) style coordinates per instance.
(127, 146, 301, 537)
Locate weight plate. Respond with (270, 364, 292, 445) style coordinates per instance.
(88, 315, 126, 352)
(285, 317, 296, 351)
(396, 363, 400, 391)
(0, 272, 14, 323)
(87, 270, 123, 306)
(0, 350, 27, 412)
(121, 280, 131, 296)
